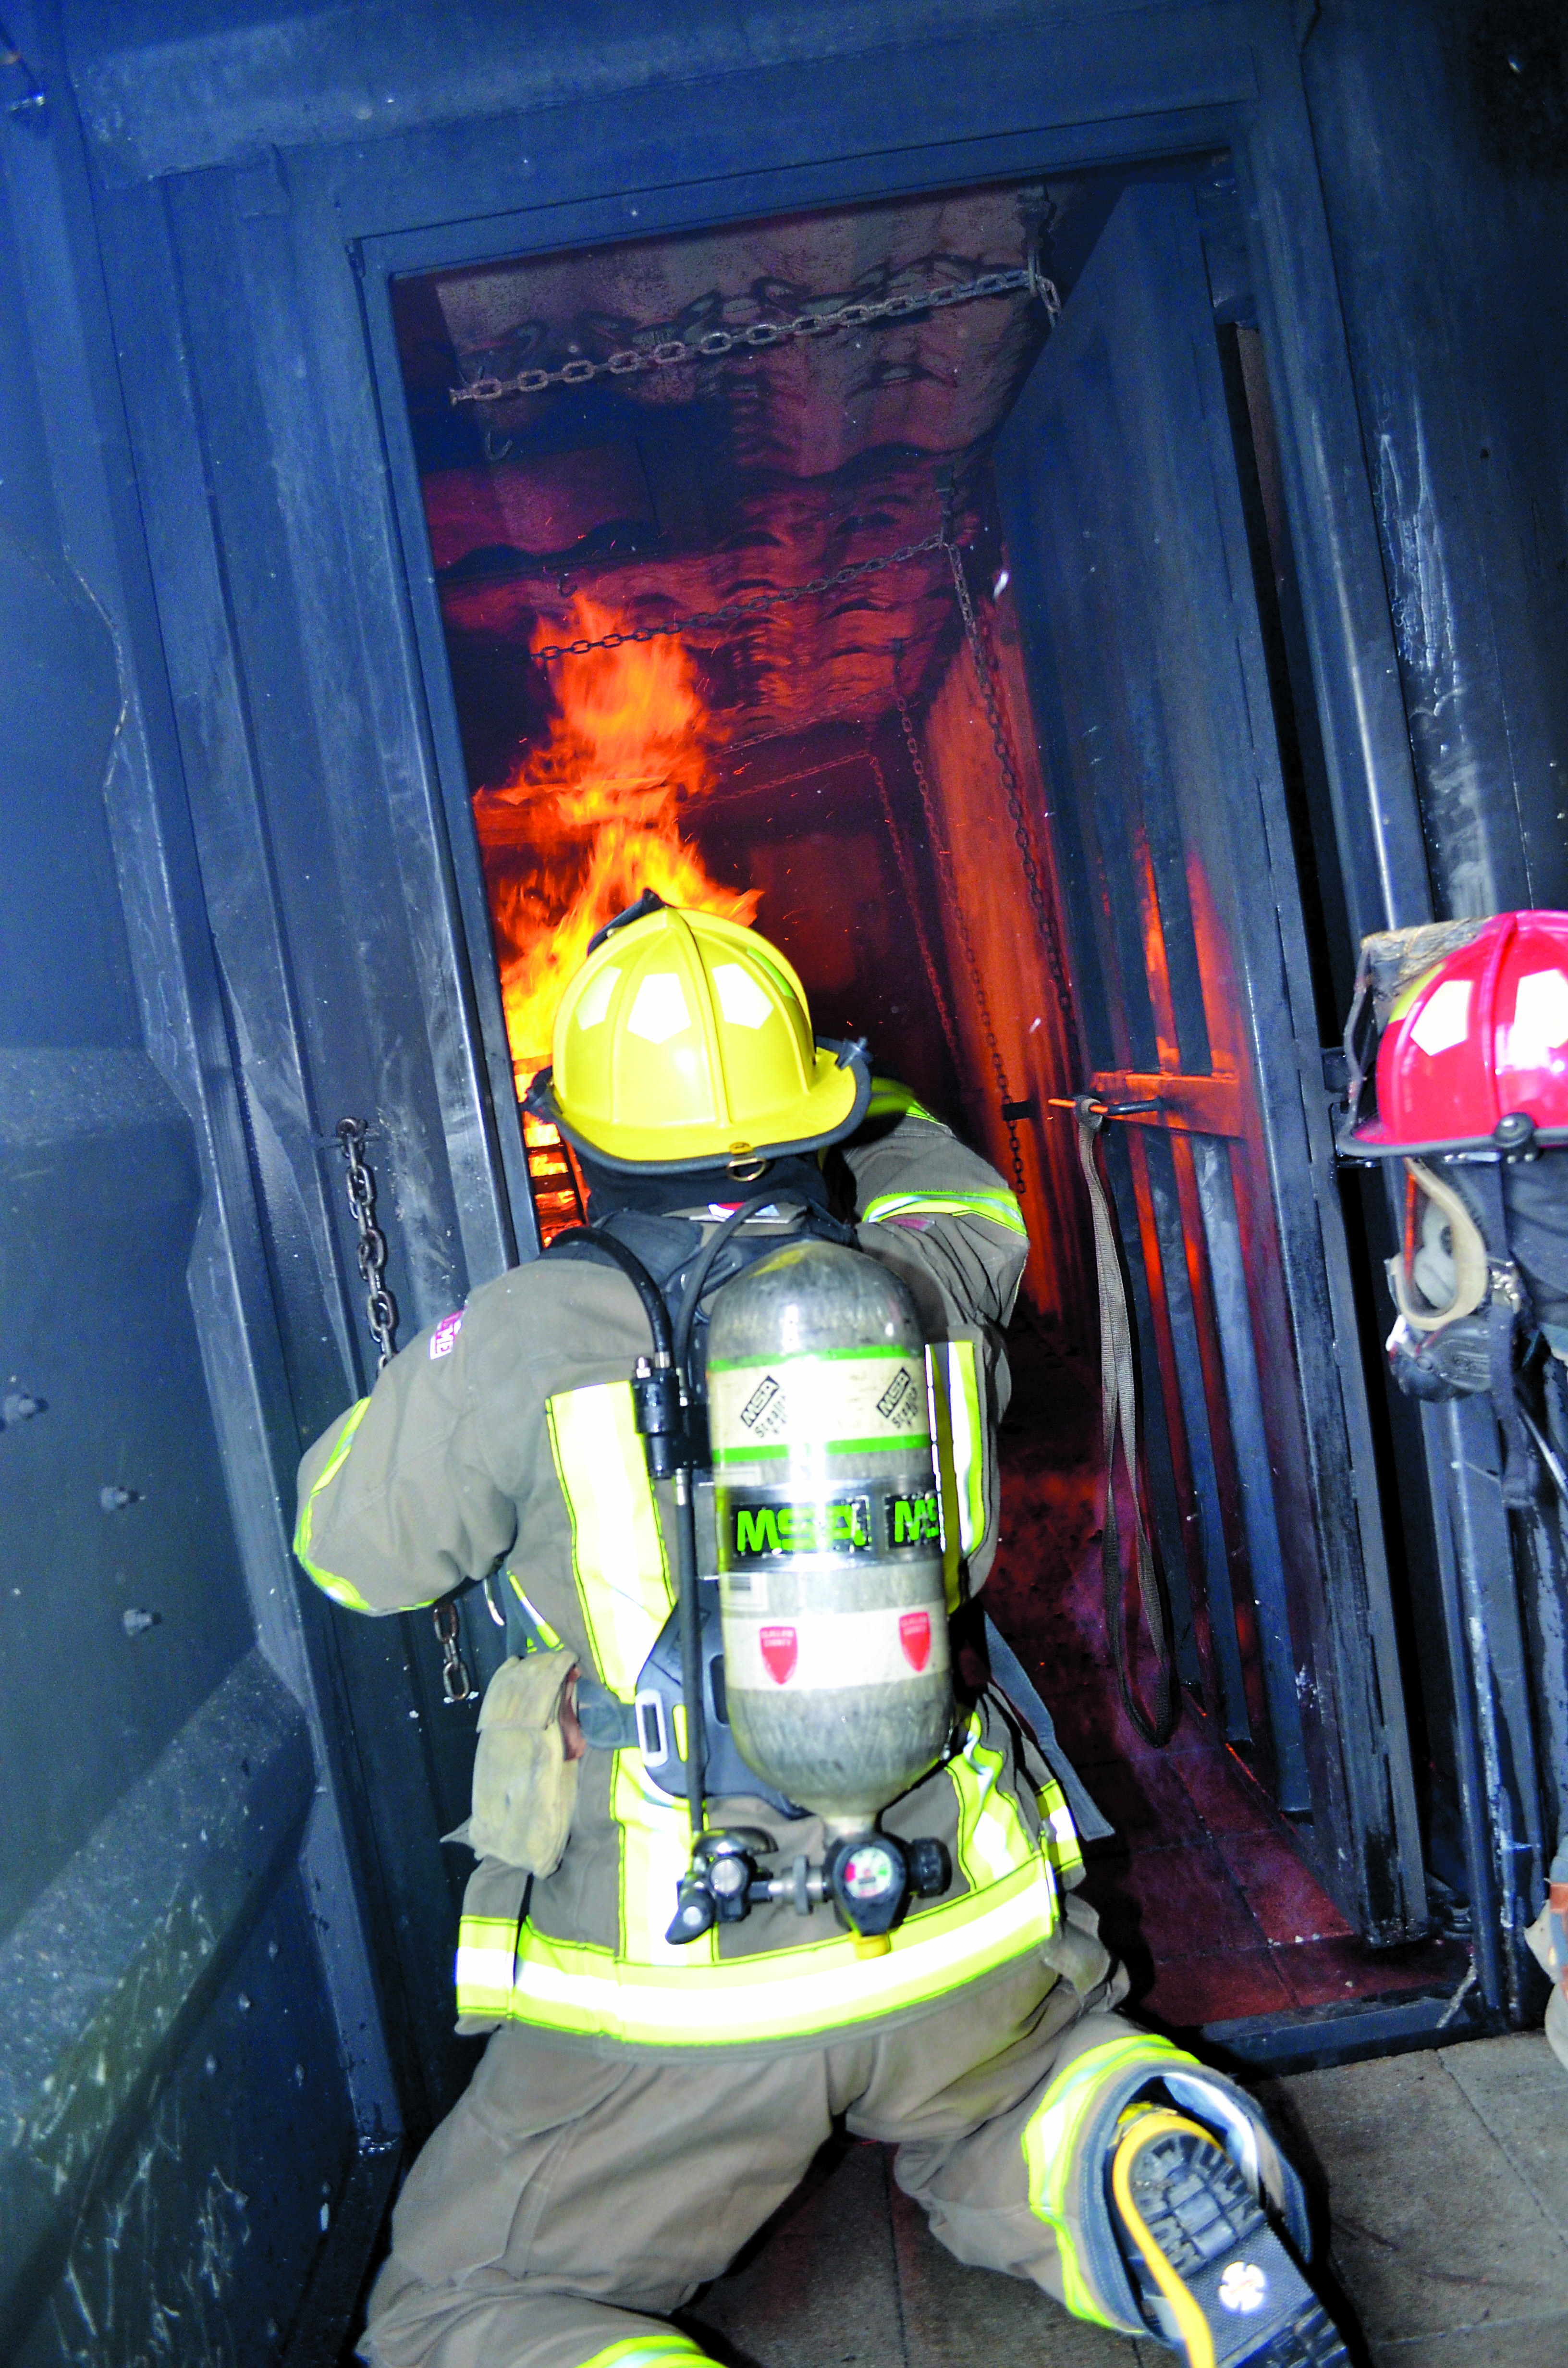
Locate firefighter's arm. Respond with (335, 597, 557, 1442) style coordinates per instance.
(293, 1275, 526, 1616)
(843, 1078, 1029, 1330)
(843, 1080, 1029, 1585)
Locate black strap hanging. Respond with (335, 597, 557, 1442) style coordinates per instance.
(1467, 1158, 1544, 1512)
(1074, 1100, 1178, 1747)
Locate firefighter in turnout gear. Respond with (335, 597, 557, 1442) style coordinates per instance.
(1341, 909, 1568, 2073)
(297, 900, 1346, 2368)
(1343, 908, 1568, 1491)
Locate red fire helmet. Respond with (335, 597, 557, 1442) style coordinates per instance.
(1354, 910, 1568, 1152)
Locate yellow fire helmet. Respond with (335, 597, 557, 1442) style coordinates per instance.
(527, 893, 871, 1173)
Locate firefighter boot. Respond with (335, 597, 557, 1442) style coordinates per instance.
(1109, 2106, 1350, 2368)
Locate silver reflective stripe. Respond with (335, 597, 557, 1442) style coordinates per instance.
(927, 1338, 985, 1561)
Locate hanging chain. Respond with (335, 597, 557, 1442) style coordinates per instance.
(891, 685, 1028, 1201)
(863, 734, 965, 1075)
(335, 1118, 475, 1706)
(528, 530, 944, 661)
(337, 1119, 399, 1370)
(431, 1600, 475, 1704)
(940, 523, 1078, 1046)
(451, 262, 1057, 407)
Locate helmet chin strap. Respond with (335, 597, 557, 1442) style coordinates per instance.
(1389, 1160, 1491, 1331)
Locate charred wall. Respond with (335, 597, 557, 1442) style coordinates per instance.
(1303, 0, 1568, 920)
(915, 617, 1092, 1339)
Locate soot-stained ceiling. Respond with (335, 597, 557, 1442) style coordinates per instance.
(394, 175, 1115, 769)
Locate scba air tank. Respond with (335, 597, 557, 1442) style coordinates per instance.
(707, 1239, 955, 1836)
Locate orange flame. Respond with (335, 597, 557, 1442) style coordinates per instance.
(472, 595, 760, 1086)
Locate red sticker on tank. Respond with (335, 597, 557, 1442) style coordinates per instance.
(898, 1611, 931, 1672)
(760, 1625, 798, 1685)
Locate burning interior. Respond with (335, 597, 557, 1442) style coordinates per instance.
(394, 180, 1093, 1296)
(390, 171, 1462, 2031)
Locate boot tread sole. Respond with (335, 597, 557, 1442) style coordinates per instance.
(1118, 2119, 1350, 2368)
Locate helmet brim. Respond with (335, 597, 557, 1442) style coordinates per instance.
(1339, 1116, 1568, 1163)
(526, 1037, 873, 1175)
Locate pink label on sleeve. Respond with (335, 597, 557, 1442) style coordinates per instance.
(429, 1311, 464, 1359)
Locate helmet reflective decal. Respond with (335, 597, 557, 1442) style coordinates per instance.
(625, 972, 691, 1043)
(1507, 968, 1568, 1068)
(573, 962, 621, 1031)
(747, 946, 803, 1011)
(1408, 976, 1472, 1057)
(712, 962, 772, 1028)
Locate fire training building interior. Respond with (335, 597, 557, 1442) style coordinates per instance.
(5, 4, 1568, 2365)
(394, 175, 1458, 2043)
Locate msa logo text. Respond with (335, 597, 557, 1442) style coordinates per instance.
(738, 1375, 788, 1438)
(875, 1368, 921, 1426)
(731, 1496, 871, 1558)
(888, 1491, 941, 1546)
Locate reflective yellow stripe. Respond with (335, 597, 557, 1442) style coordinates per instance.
(461, 1377, 1054, 2041)
(863, 1187, 1027, 1237)
(925, 1347, 963, 1612)
(506, 1570, 562, 1648)
(866, 1078, 945, 1127)
(1038, 1776, 1086, 1884)
(294, 1399, 376, 1611)
(926, 1338, 985, 1568)
(453, 1912, 520, 2021)
(1023, 2032, 1200, 2326)
(582, 2339, 713, 2368)
(951, 1711, 1046, 1889)
(544, 1383, 695, 1979)
(546, 1381, 672, 1695)
(491, 1852, 1056, 2045)
(612, 1750, 716, 1969)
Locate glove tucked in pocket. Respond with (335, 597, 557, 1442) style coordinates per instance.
(450, 1647, 580, 1876)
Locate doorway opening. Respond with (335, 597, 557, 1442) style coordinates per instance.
(390, 162, 1459, 2043)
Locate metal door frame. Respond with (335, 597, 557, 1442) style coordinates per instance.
(991, 175, 1422, 1938)
(68, 0, 1500, 2168)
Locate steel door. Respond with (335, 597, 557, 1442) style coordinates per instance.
(994, 182, 1424, 1939)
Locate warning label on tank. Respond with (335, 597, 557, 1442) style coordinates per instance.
(724, 1600, 951, 1693)
(710, 1350, 931, 1463)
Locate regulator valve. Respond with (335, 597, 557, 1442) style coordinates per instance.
(664, 1826, 950, 1947)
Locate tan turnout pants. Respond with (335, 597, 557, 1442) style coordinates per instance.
(360, 1946, 1142, 2368)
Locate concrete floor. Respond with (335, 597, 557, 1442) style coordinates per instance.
(682, 2034, 1568, 2368)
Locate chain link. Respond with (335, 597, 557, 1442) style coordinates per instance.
(941, 532, 1078, 1048)
(528, 531, 944, 661)
(432, 1600, 476, 1706)
(335, 1118, 475, 1706)
(892, 686, 1028, 1201)
(337, 1118, 399, 1370)
(452, 264, 1057, 407)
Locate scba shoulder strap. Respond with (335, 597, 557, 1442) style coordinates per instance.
(539, 1198, 850, 1796)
